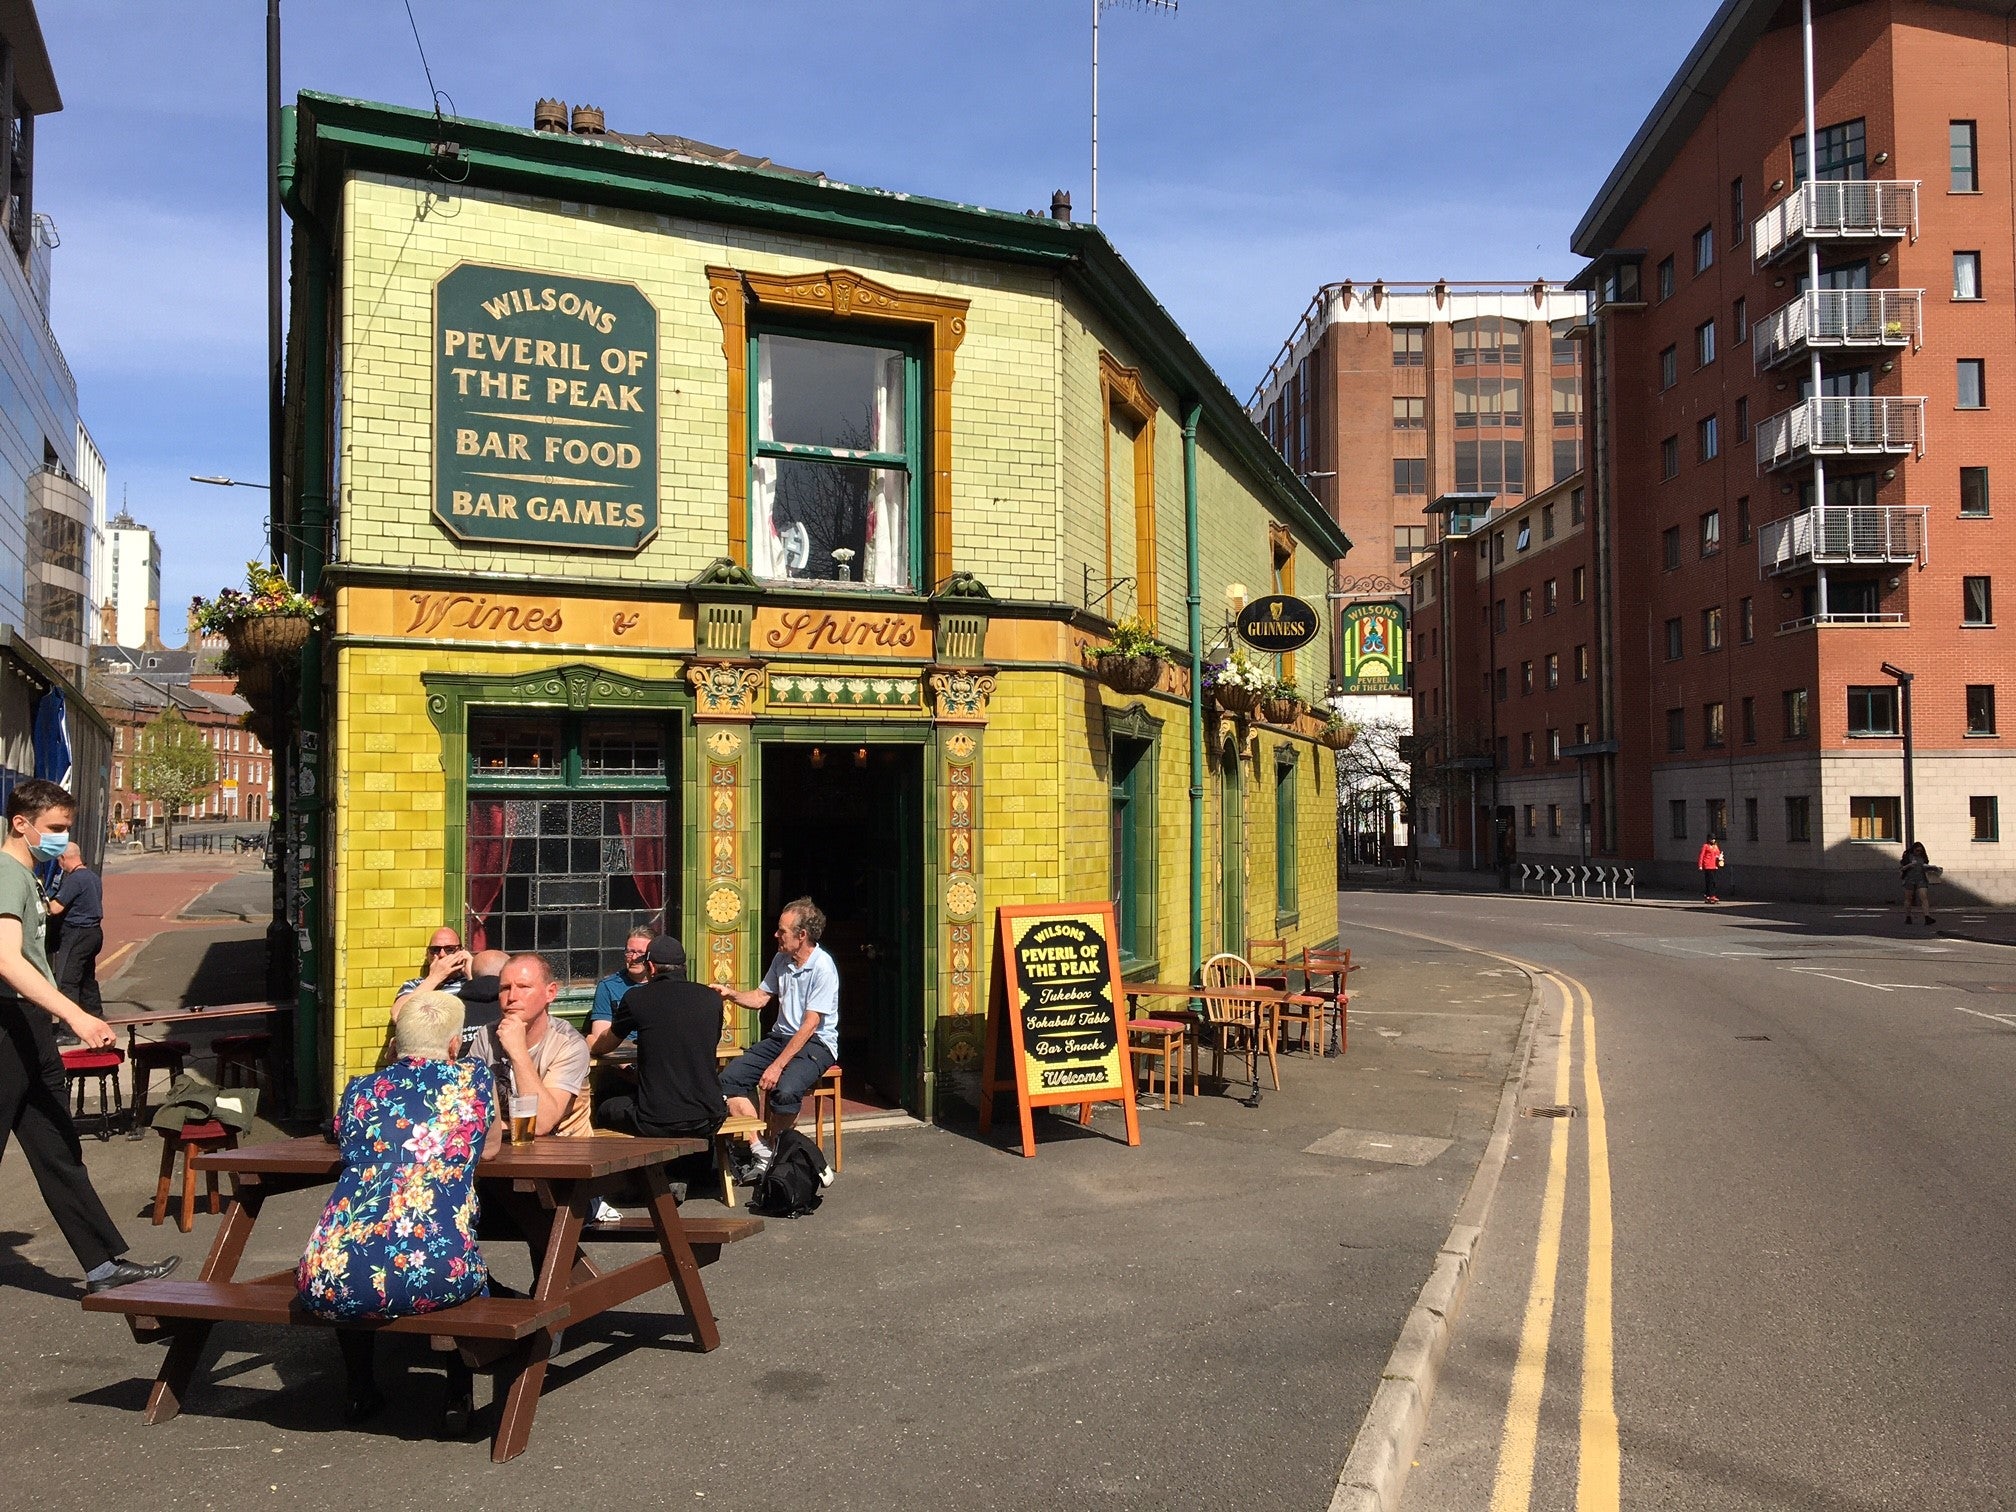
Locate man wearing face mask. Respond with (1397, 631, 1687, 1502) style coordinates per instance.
(0, 780, 178, 1294)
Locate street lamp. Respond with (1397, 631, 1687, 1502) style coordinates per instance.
(189, 475, 270, 489)
(1881, 661, 1916, 847)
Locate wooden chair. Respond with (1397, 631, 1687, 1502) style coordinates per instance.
(213, 1033, 272, 1095)
(1127, 1017, 1188, 1107)
(1300, 947, 1352, 1055)
(805, 1064, 844, 1172)
(152, 1119, 239, 1232)
(1199, 953, 1276, 1091)
(1245, 937, 1289, 973)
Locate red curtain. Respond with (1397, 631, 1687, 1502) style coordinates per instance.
(617, 803, 666, 920)
(465, 798, 509, 952)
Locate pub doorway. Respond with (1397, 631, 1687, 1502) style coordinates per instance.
(758, 740, 924, 1112)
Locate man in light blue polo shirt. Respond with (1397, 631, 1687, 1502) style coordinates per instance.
(718, 896, 838, 1175)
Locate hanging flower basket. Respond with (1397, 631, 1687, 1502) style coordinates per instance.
(1214, 683, 1260, 716)
(224, 613, 312, 665)
(242, 709, 278, 748)
(228, 655, 281, 704)
(1204, 650, 1270, 717)
(1318, 721, 1358, 751)
(1095, 651, 1165, 694)
(193, 562, 324, 666)
(1261, 693, 1303, 726)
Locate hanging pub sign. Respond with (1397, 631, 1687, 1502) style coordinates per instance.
(1337, 600, 1408, 693)
(434, 262, 658, 552)
(1233, 592, 1320, 654)
(978, 902, 1140, 1158)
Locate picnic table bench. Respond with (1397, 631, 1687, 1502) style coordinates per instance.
(82, 1135, 761, 1461)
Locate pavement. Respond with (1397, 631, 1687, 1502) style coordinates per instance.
(0, 906, 1538, 1511)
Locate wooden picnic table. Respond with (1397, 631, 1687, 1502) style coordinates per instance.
(1123, 982, 1326, 1105)
(101, 1002, 290, 1125)
(81, 1134, 758, 1462)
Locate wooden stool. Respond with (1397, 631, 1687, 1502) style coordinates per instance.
(60, 1048, 125, 1138)
(806, 1064, 844, 1171)
(152, 1119, 238, 1232)
(130, 1039, 191, 1125)
(713, 1114, 766, 1209)
(1127, 1019, 1189, 1107)
(212, 1033, 271, 1092)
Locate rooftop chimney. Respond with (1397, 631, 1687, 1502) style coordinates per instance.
(101, 599, 118, 646)
(143, 602, 164, 652)
(1050, 190, 1072, 223)
(534, 98, 569, 134)
(571, 104, 606, 136)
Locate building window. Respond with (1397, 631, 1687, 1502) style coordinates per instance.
(1733, 296, 1748, 345)
(1951, 120, 1979, 192)
(1572, 565, 1587, 603)
(1670, 798, 1688, 838)
(1699, 512, 1722, 558)
(1661, 437, 1679, 480)
(1111, 732, 1158, 964)
(1955, 251, 1982, 300)
(1394, 524, 1428, 562)
(1548, 802, 1562, 836)
(1455, 439, 1525, 496)
(1731, 175, 1746, 237)
(1849, 796, 1901, 842)
(1739, 596, 1754, 643)
(1786, 795, 1812, 842)
(1971, 795, 2000, 841)
(1541, 504, 1556, 541)
(1393, 395, 1425, 429)
(1666, 707, 1685, 751)
(1553, 438, 1582, 481)
(1522, 732, 1536, 766)
(1662, 525, 1682, 568)
(1545, 653, 1560, 690)
(1741, 695, 1757, 743)
(1792, 118, 1866, 184)
(1784, 688, 1810, 737)
(1575, 644, 1590, 682)
(1703, 605, 1724, 650)
(1665, 617, 1684, 660)
(1660, 345, 1678, 388)
(1496, 666, 1508, 701)
(1847, 685, 1899, 736)
(751, 330, 919, 589)
(1737, 496, 1751, 542)
(1965, 575, 1994, 624)
(1524, 804, 1537, 836)
(1519, 588, 1534, 624)
(1745, 796, 1759, 842)
(1967, 684, 1997, 734)
(1393, 457, 1427, 495)
(1695, 319, 1717, 367)
(1392, 325, 1426, 367)
(1704, 702, 1726, 747)
(1521, 660, 1535, 695)
(1961, 467, 1991, 516)
(1516, 521, 1533, 552)
(1274, 753, 1298, 922)
(1453, 317, 1524, 367)
(1548, 728, 1562, 762)
(1706, 796, 1728, 841)
(1657, 256, 1675, 301)
(1455, 375, 1525, 429)
(1552, 375, 1582, 428)
(1958, 359, 1987, 409)
(1735, 397, 1749, 443)
(1698, 415, 1720, 461)
(1693, 225, 1715, 274)
(1494, 532, 1507, 565)
(1570, 487, 1585, 526)
(1495, 596, 1508, 630)
(1543, 578, 1558, 615)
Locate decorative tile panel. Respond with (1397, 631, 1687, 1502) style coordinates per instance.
(766, 673, 924, 708)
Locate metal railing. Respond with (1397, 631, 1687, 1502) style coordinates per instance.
(1757, 504, 1927, 576)
(1777, 611, 1909, 632)
(1754, 395, 1926, 472)
(1754, 288, 1922, 370)
(1753, 180, 1919, 265)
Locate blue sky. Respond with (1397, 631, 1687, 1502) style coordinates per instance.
(37, 0, 1722, 629)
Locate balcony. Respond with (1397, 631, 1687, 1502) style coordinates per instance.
(1757, 504, 1927, 577)
(1752, 180, 1919, 267)
(1754, 395, 1925, 472)
(1753, 288, 1922, 371)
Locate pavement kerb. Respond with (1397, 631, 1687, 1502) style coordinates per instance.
(1325, 935, 1549, 1512)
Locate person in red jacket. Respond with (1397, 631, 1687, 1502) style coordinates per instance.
(1698, 837, 1725, 903)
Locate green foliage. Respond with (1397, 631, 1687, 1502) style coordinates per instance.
(130, 708, 218, 846)
(1098, 615, 1169, 661)
(190, 561, 324, 636)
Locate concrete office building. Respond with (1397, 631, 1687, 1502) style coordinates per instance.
(106, 510, 162, 649)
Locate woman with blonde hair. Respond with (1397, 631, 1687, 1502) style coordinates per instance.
(298, 989, 499, 1424)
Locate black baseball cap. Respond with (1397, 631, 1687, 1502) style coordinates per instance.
(646, 935, 687, 967)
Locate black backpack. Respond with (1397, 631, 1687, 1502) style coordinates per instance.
(752, 1128, 829, 1218)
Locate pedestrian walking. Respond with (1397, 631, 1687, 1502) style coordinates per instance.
(1900, 841, 1937, 925)
(1698, 836, 1725, 903)
(46, 843, 104, 1016)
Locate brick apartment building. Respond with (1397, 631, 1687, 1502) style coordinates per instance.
(92, 665, 270, 835)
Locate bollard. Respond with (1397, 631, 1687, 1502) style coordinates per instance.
(1621, 866, 1637, 901)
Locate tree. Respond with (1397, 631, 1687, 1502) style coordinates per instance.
(1336, 712, 1416, 877)
(130, 707, 217, 849)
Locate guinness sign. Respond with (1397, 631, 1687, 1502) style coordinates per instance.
(1233, 593, 1320, 653)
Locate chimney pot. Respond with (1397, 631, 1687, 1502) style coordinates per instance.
(534, 98, 569, 134)
(571, 104, 606, 136)
(1050, 189, 1072, 223)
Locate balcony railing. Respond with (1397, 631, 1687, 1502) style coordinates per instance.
(1757, 504, 1927, 577)
(1754, 395, 1925, 472)
(1778, 611, 1909, 632)
(1752, 180, 1919, 266)
(1753, 288, 1923, 371)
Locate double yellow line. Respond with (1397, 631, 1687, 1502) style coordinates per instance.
(1490, 971, 1619, 1511)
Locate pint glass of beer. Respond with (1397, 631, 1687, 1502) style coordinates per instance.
(507, 1095, 539, 1143)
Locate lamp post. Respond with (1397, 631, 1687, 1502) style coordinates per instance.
(1882, 661, 1915, 848)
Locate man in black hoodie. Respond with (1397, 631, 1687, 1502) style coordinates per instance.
(586, 935, 727, 1140)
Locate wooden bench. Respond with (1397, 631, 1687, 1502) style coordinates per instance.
(82, 1279, 567, 1342)
(579, 1214, 765, 1250)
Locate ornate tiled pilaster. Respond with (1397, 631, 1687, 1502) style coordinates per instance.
(934, 726, 985, 1086)
(927, 666, 997, 723)
(687, 668, 759, 1046)
(686, 660, 764, 719)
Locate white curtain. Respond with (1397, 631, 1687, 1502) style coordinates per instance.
(867, 350, 908, 589)
(751, 339, 785, 579)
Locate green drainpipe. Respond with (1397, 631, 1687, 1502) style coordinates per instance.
(1183, 402, 1204, 981)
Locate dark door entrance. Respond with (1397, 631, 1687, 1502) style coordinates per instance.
(760, 742, 923, 1110)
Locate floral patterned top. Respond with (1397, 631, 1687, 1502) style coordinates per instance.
(297, 1056, 493, 1320)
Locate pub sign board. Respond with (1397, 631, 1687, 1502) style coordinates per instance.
(434, 263, 658, 552)
(1233, 593, 1320, 654)
(1337, 600, 1408, 693)
(978, 901, 1141, 1158)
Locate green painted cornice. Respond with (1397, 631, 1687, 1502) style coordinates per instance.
(291, 91, 1352, 566)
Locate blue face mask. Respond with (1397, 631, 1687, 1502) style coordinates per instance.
(30, 827, 69, 862)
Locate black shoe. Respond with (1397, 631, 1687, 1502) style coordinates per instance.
(85, 1254, 180, 1294)
(440, 1368, 474, 1438)
(344, 1387, 387, 1423)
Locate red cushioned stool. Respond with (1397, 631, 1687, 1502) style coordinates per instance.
(152, 1119, 238, 1233)
(212, 1032, 271, 1093)
(1127, 1018, 1190, 1107)
(130, 1038, 192, 1126)
(60, 1048, 126, 1139)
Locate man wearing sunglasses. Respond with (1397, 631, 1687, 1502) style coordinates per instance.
(396, 927, 469, 1002)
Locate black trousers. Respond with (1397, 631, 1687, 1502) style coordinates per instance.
(52, 923, 103, 1016)
(0, 1002, 128, 1273)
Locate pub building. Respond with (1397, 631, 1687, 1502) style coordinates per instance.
(275, 94, 1352, 1118)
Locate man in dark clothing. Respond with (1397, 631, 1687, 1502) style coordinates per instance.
(46, 844, 104, 1015)
(586, 935, 727, 1139)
